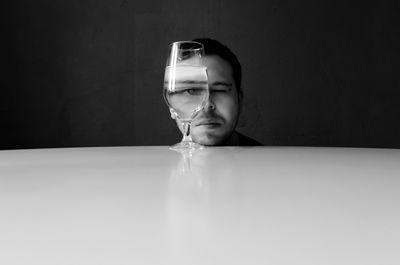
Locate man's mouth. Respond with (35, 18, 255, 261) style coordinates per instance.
(195, 120, 222, 127)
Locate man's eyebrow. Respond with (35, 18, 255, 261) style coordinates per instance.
(164, 80, 208, 84)
(211, 81, 232, 87)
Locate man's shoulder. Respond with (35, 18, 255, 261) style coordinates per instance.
(236, 132, 263, 146)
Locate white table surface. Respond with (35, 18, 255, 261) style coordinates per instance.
(0, 146, 399, 265)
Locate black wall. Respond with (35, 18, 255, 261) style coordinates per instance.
(3, 0, 400, 149)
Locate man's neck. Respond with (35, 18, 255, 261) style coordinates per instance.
(220, 131, 240, 146)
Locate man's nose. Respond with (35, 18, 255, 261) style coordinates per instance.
(204, 96, 216, 111)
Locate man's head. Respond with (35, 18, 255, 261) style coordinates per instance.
(172, 38, 243, 145)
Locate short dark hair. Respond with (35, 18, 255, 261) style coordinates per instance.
(192, 38, 242, 91)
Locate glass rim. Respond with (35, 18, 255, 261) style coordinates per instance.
(170, 41, 204, 51)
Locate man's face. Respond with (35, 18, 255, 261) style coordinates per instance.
(173, 55, 241, 145)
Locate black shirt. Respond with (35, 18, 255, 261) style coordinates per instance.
(236, 132, 263, 146)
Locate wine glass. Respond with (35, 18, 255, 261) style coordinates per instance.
(163, 41, 209, 151)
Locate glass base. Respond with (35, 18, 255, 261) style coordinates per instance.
(169, 141, 204, 152)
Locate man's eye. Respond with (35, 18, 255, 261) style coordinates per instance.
(185, 88, 204, 95)
(211, 89, 230, 93)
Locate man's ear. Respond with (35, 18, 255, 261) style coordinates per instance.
(169, 108, 177, 119)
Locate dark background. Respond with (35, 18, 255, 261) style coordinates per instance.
(3, 0, 400, 149)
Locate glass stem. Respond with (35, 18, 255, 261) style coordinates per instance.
(181, 121, 193, 143)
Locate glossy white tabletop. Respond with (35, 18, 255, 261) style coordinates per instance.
(1, 146, 399, 265)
